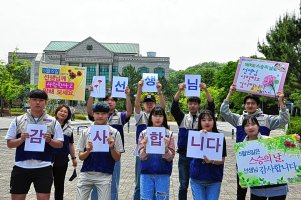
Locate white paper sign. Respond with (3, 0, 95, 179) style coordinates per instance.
(24, 124, 47, 152)
(90, 125, 109, 152)
(142, 73, 158, 92)
(187, 131, 224, 161)
(146, 127, 166, 154)
(111, 76, 128, 98)
(184, 75, 201, 97)
(91, 76, 106, 98)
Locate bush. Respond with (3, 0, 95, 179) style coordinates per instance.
(75, 114, 87, 120)
(286, 117, 301, 135)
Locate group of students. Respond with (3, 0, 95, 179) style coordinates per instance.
(5, 78, 290, 200)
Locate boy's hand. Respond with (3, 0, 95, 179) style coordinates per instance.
(108, 136, 115, 149)
(85, 141, 93, 152)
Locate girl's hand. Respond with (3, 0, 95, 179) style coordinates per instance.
(203, 155, 213, 164)
(200, 129, 208, 134)
(86, 141, 93, 152)
(142, 136, 148, 149)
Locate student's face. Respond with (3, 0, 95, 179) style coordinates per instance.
(244, 99, 258, 114)
(151, 114, 164, 127)
(143, 101, 156, 113)
(188, 102, 200, 114)
(93, 112, 108, 125)
(29, 98, 46, 112)
(200, 115, 214, 132)
(105, 97, 116, 111)
(244, 120, 259, 139)
(56, 107, 69, 121)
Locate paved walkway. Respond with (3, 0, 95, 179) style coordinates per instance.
(0, 117, 300, 200)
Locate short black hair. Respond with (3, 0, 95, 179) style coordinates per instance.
(29, 89, 48, 100)
(92, 102, 110, 113)
(103, 94, 118, 102)
(187, 96, 200, 104)
(243, 95, 260, 105)
(242, 116, 260, 130)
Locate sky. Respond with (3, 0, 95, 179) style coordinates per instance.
(0, 0, 300, 70)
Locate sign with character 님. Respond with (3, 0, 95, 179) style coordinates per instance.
(184, 75, 201, 97)
(233, 57, 289, 97)
(235, 134, 301, 187)
(186, 131, 224, 161)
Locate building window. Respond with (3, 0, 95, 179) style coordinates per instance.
(86, 45, 93, 50)
(82, 64, 96, 86)
(138, 67, 149, 75)
(112, 66, 119, 76)
(154, 67, 165, 78)
(99, 65, 109, 82)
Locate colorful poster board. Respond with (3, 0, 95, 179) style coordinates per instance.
(235, 135, 301, 187)
(234, 57, 289, 97)
(187, 131, 224, 161)
(38, 65, 86, 100)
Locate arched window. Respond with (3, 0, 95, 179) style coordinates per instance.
(138, 67, 149, 75)
(154, 67, 165, 78)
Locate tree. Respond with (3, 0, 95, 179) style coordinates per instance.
(258, 11, 301, 94)
(0, 51, 33, 116)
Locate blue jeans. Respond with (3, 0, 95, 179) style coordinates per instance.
(190, 179, 221, 200)
(133, 156, 140, 200)
(140, 174, 170, 200)
(90, 160, 121, 200)
(178, 154, 191, 200)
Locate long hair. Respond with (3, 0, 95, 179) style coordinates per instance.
(198, 109, 218, 132)
(55, 105, 72, 125)
(148, 106, 169, 129)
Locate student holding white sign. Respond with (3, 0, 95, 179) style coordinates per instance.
(242, 116, 288, 200)
(87, 84, 132, 200)
(189, 110, 227, 200)
(171, 82, 215, 200)
(220, 84, 290, 200)
(5, 89, 64, 200)
(76, 102, 124, 200)
(138, 106, 175, 200)
(133, 78, 165, 200)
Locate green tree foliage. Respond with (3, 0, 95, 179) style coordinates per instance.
(258, 12, 301, 93)
(0, 51, 32, 115)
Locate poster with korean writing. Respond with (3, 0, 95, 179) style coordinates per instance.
(235, 135, 301, 187)
(146, 127, 166, 154)
(90, 76, 106, 98)
(234, 57, 289, 97)
(38, 65, 86, 100)
(89, 125, 109, 152)
(187, 131, 224, 161)
(142, 73, 158, 92)
(111, 76, 128, 98)
(184, 75, 201, 97)
(24, 124, 47, 152)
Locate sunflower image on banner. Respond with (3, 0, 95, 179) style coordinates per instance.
(38, 65, 86, 100)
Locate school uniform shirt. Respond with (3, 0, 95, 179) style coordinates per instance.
(190, 137, 227, 182)
(5, 111, 64, 169)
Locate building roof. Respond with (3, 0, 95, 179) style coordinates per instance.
(44, 41, 139, 54)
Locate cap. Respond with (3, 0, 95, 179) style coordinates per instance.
(29, 89, 48, 100)
(143, 94, 156, 103)
(92, 102, 110, 113)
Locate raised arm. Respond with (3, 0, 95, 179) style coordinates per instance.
(157, 81, 165, 110)
(86, 85, 94, 117)
(269, 91, 290, 130)
(171, 83, 185, 126)
(134, 79, 143, 114)
(125, 86, 132, 119)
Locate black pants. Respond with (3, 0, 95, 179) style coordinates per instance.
(251, 194, 286, 200)
(53, 165, 68, 200)
(237, 173, 247, 200)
